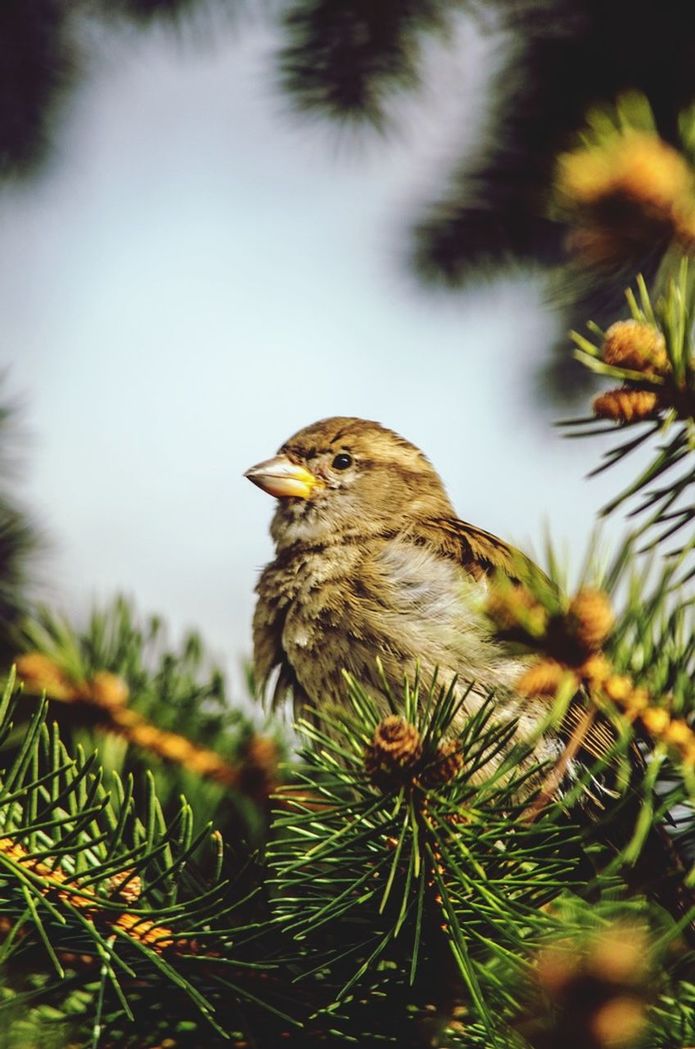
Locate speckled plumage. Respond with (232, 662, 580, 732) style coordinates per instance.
(248, 417, 560, 778)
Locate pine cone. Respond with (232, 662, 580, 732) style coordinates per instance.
(602, 320, 668, 375)
(364, 716, 422, 790)
(420, 741, 464, 787)
(593, 388, 661, 422)
(568, 588, 615, 652)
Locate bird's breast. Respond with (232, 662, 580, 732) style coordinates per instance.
(265, 537, 517, 708)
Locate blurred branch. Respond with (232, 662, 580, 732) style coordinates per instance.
(0, 0, 77, 180)
(277, 0, 455, 127)
(0, 391, 42, 661)
(12, 598, 282, 806)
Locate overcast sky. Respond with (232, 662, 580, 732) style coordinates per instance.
(2, 10, 632, 694)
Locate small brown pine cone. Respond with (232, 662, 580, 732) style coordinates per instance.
(568, 588, 615, 653)
(593, 387, 661, 422)
(365, 716, 422, 789)
(516, 659, 566, 698)
(420, 740, 464, 788)
(602, 320, 668, 375)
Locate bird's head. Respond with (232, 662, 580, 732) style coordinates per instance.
(245, 417, 455, 548)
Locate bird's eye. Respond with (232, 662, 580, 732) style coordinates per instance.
(332, 453, 353, 470)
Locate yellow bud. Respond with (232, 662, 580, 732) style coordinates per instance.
(556, 147, 615, 204)
(641, 707, 670, 735)
(602, 319, 669, 374)
(568, 588, 615, 651)
(664, 719, 693, 747)
(603, 675, 633, 702)
(581, 653, 612, 686)
(517, 660, 568, 697)
(624, 687, 649, 715)
(614, 132, 694, 211)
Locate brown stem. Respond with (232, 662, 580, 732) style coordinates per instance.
(521, 707, 597, 823)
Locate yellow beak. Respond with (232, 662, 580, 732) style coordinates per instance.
(244, 454, 319, 499)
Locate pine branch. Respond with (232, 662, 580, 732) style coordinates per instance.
(276, 0, 454, 128)
(0, 670, 295, 1047)
(560, 261, 695, 555)
(10, 598, 281, 832)
(265, 646, 695, 1045)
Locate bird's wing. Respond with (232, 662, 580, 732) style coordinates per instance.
(415, 518, 633, 777)
(414, 515, 551, 591)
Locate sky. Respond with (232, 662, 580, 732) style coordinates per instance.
(1, 9, 632, 694)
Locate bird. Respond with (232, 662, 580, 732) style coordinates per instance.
(244, 415, 567, 782)
(244, 417, 695, 935)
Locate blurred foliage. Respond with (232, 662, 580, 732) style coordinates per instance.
(0, 397, 41, 663)
(2, 1, 695, 397)
(562, 257, 695, 554)
(277, 0, 453, 127)
(271, 1, 695, 400)
(102, 0, 207, 23)
(0, 501, 39, 661)
(406, 1, 695, 399)
(551, 95, 695, 275)
(0, 0, 77, 180)
(11, 596, 282, 845)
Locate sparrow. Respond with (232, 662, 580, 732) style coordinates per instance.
(245, 418, 693, 930)
(244, 416, 562, 778)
